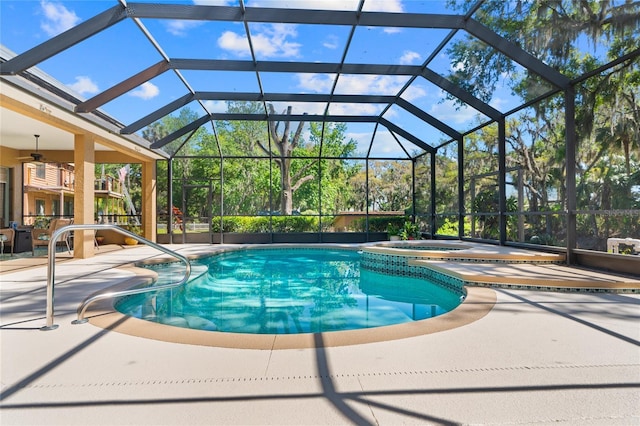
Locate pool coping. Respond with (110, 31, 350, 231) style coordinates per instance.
(409, 259, 640, 293)
(362, 241, 567, 263)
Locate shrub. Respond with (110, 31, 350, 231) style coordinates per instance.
(400, 221, 421, 240)
(210, 215, 319, 232)
(368, 216, 406, 232)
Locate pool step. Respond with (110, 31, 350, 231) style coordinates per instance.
(410, 259, 640, 293)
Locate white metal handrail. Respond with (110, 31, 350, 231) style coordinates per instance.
(41, 224, 191, 331)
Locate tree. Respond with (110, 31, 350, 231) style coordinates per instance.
(446, 1, 640, 95)
(366, 160, 412, 212)
(255, 105, 309, 214)
(94, 163, 141, 220)
(145, 107, 214, 220)
(445, 0, 640, 247)
(295, 122, 359, 213)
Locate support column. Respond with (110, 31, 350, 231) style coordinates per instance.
(142, 160, 156, 242)
(498, 117, 507, 245)
(565, 87, 577, 264)
(365, 160, 370, 239)
(457, 137, 465, 239)
(168, 159, 173, 244)
(411, 159, 416, 220)
(430, 150, 436, 238)
(517, 168, 525, 242)
(219, 157, 224, 244)
(74, 134, 95, 259)
(470, 177, 476, 238)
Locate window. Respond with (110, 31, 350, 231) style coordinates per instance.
(64, 198, 74, 216)
(35, 199, 45, 216)
(0, 167, 9, 227)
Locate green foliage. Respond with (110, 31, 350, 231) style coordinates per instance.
(124, 224, 142, 236)
(158, 103, 360, 219)
(436, 217, 472, 237)
(436, 218, 459, 237)
(443, 0, 640, 249)
(210, 215, 320, 233)
(367, 161, 413, 211)
(528, 234, 558, 246)
(435, 144, 459, 213)
(147, 15, 639, 251)
(271, 216, 319, 233)
(95, 163, 142, 217)
(386, 223, 401, 236)
(365, 216, 406, 233)
(399, 221, 421, 240)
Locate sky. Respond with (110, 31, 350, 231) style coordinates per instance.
(0, 0, 540, 158)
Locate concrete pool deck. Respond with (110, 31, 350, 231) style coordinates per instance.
(1, 243, 639, 425)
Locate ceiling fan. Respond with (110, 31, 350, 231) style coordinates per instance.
(17, 134, 46, 162)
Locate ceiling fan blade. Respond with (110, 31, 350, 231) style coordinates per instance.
(18, 155, 46, 162)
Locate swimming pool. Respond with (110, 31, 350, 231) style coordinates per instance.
(116, 248, 464, 335)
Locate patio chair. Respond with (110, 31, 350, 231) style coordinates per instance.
(0, 228, 15, 256)
(32, 218, 73, 255)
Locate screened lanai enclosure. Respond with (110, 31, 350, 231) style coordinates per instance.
(1, 0, 639, 264)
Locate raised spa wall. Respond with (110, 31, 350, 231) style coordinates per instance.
(360, 240, 570, 294)
(359, 243, 475, 295)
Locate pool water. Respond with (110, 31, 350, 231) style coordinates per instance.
(116, 248, 463, 334)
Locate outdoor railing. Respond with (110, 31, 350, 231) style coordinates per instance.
(41, 224, 191, 331)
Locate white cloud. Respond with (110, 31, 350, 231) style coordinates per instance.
(297, 73, 417, 98)
(402, 84, 427, 102)
(218, 24, 301, 58)
(248, 0, 360, 10)
(451, 61, 465, 73)
(334, 74, 409, 95)
(362, 0, 404, 12)
(129, 82, 160, 100)
(166, 20, 202, 36)
(400, 50, 421, 65)
(202, 100, 228, 113)
(218, 31, 251, 56)
(323, 34, 340, 50)
(268, 102, 326, 115)
(40, 0, 80, 36)
(428, 94, 480, 125)
(67, 76, 99, 95)
(364, 0, 405, 33)
(345, 131, 375, 154)
(328, 103, 384, 116)
(296, 73, 336, 93)
(246, 0, 404, 12)
(358, 131, 409, 157)
(488, 96, 512, 111)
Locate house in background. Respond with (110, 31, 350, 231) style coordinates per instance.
(23, 162, 76, 225)
(21, 162, 126, 227)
